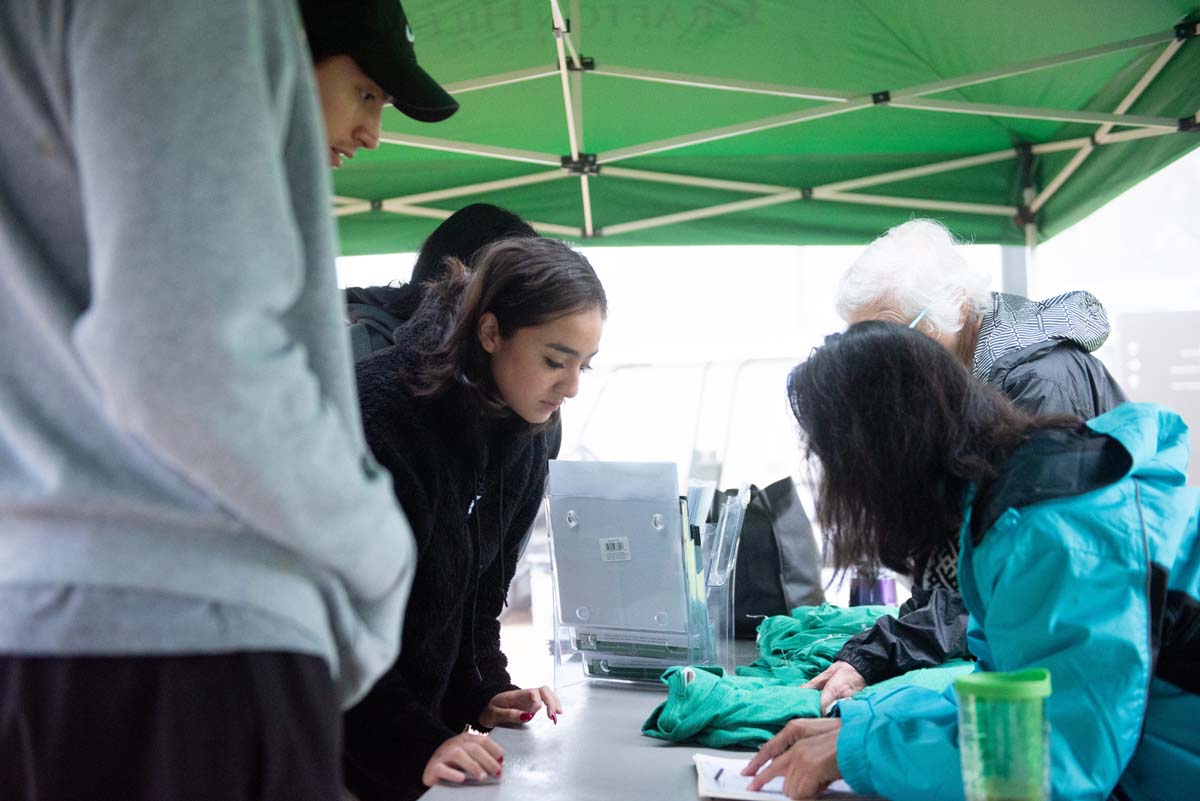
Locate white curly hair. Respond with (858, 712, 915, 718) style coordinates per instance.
(836, 219, 992, 336)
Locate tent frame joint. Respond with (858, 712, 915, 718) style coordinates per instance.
(561, 153, 599, 175)
(369, 199, 383, 212)
(871, 90, 891, 105)
(801, 187, 814, 200)
(1014, 204, 1038, 227)
(1174, 22, 1197, 41)
(564, 55, 595, 71)
(1178, 116, 1200, 132)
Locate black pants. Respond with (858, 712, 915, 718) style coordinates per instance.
(0, 652, 339, 801)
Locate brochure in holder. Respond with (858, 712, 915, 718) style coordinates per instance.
(546, 460, 746, 688)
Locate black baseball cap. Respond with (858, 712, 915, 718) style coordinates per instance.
(299, 0, 459, 123)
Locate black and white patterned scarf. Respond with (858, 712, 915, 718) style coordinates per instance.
(916, 538, 960, 591)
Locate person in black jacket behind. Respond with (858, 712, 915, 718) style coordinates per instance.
(344, 203, 538, 361)
(804, 218, 1127, 709)
(345, 237, 606, 801)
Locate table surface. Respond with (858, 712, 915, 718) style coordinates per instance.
(423, 641, 883, 801)
(423, 679, 735, 801)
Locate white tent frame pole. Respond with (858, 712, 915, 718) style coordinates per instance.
(550, 0, 594, 236)
(1031, 38, 1188, 213)
(1096, 125, 1188, 145)
(1031, 136, 1095, 155)
(379, 200, 584, 237)
(893, 29, 1178, 100)
(889, 97, 1179, 130)
(378, 201, 456, 221)
(560, 2, 583, 69)
(390, 170, 569, 206)
(1025, 223, 1038, 271)
(442, 67, 558, 95)
(550, 1, 581, 159)
(349, 121, 1185, 233)
(569, 0, 585, 160)
(1000, 246, 1029, 295)
(529, 220, 588, 238)
(600, 191, 804, 237)
(569, 0, 590, 236)
(812, 190, 1017, 217)
(378, 131, 560, 165)
(597, 182, 1014, 238)
(1029, 144, 1095, 214)
(597, 98, 873, 164)
(601, 166, 794, 194)
(579, 174, 595, 236)
(592, 65, 851, 102)
(817, 149, 1017, 193)
(335, 201, 373, 217)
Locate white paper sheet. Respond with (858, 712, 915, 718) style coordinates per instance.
(692, 754, 881, 801)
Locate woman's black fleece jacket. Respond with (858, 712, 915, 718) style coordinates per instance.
(343, 289, 550, 801)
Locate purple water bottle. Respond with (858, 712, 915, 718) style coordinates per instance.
(848, 568, 896, 606)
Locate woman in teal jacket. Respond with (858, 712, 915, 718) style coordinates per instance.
(744, 320, 1200, 801)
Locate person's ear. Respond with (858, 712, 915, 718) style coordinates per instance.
(478, 312, 501, 354)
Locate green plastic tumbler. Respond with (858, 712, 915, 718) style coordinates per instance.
(955, 668, 1052, 801)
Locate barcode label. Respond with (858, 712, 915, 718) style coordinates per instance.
(599, 537, 631, 562)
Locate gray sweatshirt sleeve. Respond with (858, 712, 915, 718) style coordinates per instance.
(63, 0, 414, 703)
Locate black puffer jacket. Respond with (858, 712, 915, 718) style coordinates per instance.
(343, 288, 551, 801)
(835, 290, 1127, 686)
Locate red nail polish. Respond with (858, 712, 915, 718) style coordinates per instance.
(499, 756, 504, 764)
(520, 712, 533, 722)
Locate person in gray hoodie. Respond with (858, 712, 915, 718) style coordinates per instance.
(0, 0, 449, 798)
(802, 218, 1127, 709)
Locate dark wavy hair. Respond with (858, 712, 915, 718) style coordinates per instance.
(787, 320, 1040, 578)
(409, 237, 606, 424)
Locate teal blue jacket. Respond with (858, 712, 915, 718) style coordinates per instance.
(837, 403, 1200, 801)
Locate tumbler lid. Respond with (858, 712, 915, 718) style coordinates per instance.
(955, 668, 1051, 700)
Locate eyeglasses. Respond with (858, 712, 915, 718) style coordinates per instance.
(908, 308, 929, 329)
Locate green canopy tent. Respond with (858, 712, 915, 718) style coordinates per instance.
(331, 1, 1200, 259)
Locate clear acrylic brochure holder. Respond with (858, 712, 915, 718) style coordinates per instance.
(546, 461, 746, 688)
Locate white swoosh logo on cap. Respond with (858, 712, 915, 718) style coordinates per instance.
(406, 23, 415, 43)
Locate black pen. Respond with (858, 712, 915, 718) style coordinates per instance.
(714, 767, 724, 784)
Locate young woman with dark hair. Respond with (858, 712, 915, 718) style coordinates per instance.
(343, 237, 607, 801)
(743, 320, 1200, 801)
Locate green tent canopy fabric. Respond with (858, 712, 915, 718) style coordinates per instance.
(332, 1, 1200, 255)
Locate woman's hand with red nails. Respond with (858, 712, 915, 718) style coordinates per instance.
(479, 686, 564, 728)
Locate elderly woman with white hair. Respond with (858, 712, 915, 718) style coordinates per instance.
(803, 218, 1128, 709)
